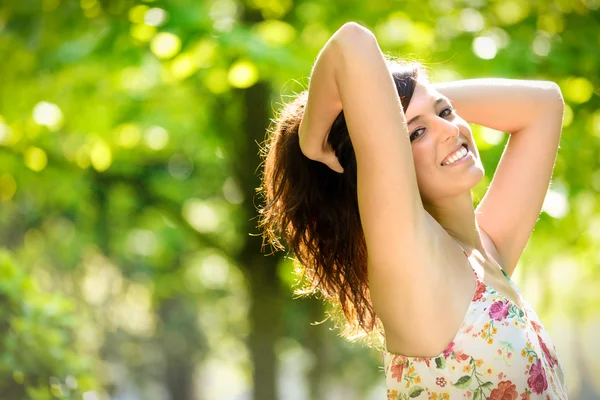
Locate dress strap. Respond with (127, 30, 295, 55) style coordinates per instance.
(456, 242, 468, 257)
(455, 242, 481, 281)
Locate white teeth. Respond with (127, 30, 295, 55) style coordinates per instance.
(443, 146, 468, 166)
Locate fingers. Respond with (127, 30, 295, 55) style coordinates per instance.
(323, 153, 345, 173)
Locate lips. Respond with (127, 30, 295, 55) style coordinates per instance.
(441, 143, 468, 166)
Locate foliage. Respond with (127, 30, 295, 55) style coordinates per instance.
(0, 249, 96, 399)
(0, 0, 598, 398)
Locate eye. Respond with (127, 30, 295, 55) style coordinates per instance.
(440, 107, 454, 118)
(410, 128, 425, 142)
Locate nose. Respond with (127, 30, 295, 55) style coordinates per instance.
(436, 117, 460, 143)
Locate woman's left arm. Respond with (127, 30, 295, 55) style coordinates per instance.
(435, 79, 564, 276)
(434, 78, 564, 133)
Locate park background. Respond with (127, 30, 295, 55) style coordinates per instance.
(0, 0, 599, 399)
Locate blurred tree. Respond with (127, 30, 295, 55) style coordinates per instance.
(0, 249, 96, 399)
(0, 0, 598, 399)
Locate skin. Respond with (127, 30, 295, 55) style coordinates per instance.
(405, 81, 487, 257)
(325, 79, 489, 257)
(301, 23, 563, 357)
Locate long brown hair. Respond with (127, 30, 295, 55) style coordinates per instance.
(257, 58, 423, 345)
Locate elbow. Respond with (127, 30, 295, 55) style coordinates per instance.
(544, 81, 565, 112)
(333, 22, 376, 49)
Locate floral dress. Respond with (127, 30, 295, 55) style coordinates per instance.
(382, 248, 568, 400)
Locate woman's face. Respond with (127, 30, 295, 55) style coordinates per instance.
(404, 81, 485, 204)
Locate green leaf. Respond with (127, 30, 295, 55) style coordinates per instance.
(473, 389, 481, 400)
(408, 386, 425, 398)
(481, 381, 494, 388)
(453, 375, 472, 389)
(435, 356, 446, 369)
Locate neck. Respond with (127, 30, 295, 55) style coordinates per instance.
(423, 192, 485, 255)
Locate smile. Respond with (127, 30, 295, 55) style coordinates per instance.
(442, 144, 472, 166)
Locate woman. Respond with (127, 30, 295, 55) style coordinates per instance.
(258, 22, 568, 398)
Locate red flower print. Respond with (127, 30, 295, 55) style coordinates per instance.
(489, 381, 518, 400)
(527, 359, 548, 394)
(473, 280, 487, 301)
(414, 357, 431, 367)
(520, 389, 531, 400)
(443, 341, 455, 358)
(489, 300, 510, 321)
(455, 351, 470, 362)
(435, 377, 447, 387)
(530, 320, 542, 334)
(537, 335, 556, 368)
(390, 356, 405, 383)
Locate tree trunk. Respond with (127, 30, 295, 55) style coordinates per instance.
(231, 55, 283, 398)
(305, 297, 329, 400)
(245, 256, 283, 400)
(158, 297, 201, 400)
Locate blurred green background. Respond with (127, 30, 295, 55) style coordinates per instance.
(0, 0, 598, 399)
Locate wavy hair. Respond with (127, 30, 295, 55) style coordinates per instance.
(257, 58, 425, 346)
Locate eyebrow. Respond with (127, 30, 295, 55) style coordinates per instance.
(406, 97, 448, 125)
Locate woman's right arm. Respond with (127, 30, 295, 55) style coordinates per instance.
(299, 23, 438, 324)
(298, 27, 345, 172)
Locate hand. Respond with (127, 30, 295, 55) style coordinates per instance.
(312, 144, 344, 174)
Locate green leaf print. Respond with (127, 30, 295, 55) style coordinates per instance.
(435, 356, 446, 369)
(473, 389, 481, 400)
(453, 375, 472, 389)
(481, 381, 494, 388)
(508, 304, 525, 320)
(408, 386, 425, 398)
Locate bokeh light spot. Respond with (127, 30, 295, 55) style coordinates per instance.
(115, 123, 142, 148)
(460, 9, 484, 32)
(472, 36, 497, 59)
(538, 14, 563, 34)
(494, 1, 528, 25)
(130, 23, 156, 43)
(562, 104, 573, 127)
(183, 200, 220, 233)
(192, 39, 218, 68)
(144, 8, 167, 27)
(128, 5, 149, 24)
(24, 146, 48, 172)
(33, 101, 64, 130)
(150, 32, 181, 59)
(0, 173, 17, 202)
(255, 20, 296, 46)
(90, 140, 112, 172)
(210, 0, 239, 32)
(482, 127, 504, 145)
(589, 110, 600, 138)
(561, 77, 593, 104)
(144, 126, 169, 150)
(542, 188, 569, 219)
(205, 69, 229, 94)
(0, 116, 12, 145)
(228, 60, 259, 89)
(170, 53, 198, 80)
(532, 32, 551, 56)
(222, 177, 244, 204)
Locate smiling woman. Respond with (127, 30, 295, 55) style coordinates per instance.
(257, 22, 567, 399)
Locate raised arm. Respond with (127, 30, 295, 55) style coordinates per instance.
(435, 79, 564, 275)
(433, 79, 563, 134)
(298, 29, 344, 172)
(299, 23, 438, 326)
